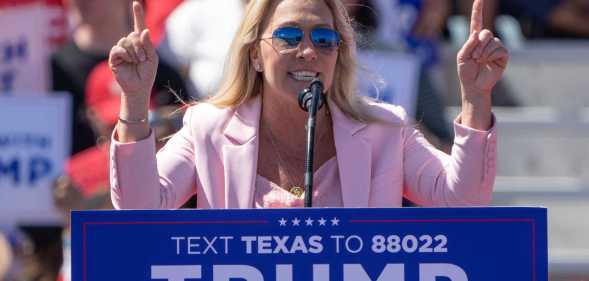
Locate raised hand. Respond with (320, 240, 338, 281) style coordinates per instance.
(457, 0, 508, 95)
(108, 1, 158, 97)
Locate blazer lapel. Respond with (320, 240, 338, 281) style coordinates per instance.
(329, 101, 372, 207)
(221, 96, 262, 209)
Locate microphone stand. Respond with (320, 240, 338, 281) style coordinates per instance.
(298, 79, 324, 207)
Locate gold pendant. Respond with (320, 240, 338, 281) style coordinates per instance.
(289, 186, 305, 198)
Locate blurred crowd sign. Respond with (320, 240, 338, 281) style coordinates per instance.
(357, 51, 421, 117)
(0, 95, 71, 226)
(73, 207, 547, 281)
(0, 0, 67, 94)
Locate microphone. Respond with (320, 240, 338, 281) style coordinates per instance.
(297, 78, 325, 208)
(298, 78, 324, 112)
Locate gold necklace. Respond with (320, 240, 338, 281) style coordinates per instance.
(263, 117, 330, 198)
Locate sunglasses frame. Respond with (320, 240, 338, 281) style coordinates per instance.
(260, 26, 342, 54)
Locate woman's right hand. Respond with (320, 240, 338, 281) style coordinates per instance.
(108, 1, 158, 97)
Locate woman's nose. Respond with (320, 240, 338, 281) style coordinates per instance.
(296, 36, 318, 61)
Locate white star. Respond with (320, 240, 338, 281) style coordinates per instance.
(305, 217, 314, 226)
(292, 217, 301, 226)
(331, 217, 340, 226)
(278, 218, 287, 226)
(318, 217, 327, 226)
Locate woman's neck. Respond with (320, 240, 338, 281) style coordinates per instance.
(260, 91, 331, 153)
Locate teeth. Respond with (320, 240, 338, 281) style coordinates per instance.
(290, 71, 318, 81)
(292, 71, 317, 76)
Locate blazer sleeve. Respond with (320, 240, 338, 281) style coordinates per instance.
(402, 115, 497, 207)
(110, 108, 197, 209)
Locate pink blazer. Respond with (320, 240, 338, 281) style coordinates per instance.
(110, 96, 496, 209)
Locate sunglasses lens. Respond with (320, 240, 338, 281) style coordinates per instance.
(270, 27, 340, 53)
(311, 28, 340, 50)
(273, 27, 303, 49)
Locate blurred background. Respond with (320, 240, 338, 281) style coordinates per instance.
(0, 0, 587, 280)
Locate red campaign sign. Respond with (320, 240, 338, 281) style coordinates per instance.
(0, 0, 63, 8)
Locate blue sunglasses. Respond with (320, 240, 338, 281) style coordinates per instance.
(264, 26, 341, 53)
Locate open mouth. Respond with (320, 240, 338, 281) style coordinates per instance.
(288, 71, 319, 82)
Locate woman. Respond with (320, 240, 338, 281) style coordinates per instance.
(108, 0, 508, 209)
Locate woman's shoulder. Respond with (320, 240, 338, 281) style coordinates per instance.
(182, 102, 237, 132)
(344, 99, 413, 148)
(362, 99, 410, 126)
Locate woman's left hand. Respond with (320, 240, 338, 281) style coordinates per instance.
(457, 0, 509, 96)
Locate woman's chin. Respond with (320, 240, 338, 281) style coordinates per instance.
(286, 80, 312, 94)
(266, 80, 313, 102)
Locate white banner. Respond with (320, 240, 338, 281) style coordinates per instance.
(0, 3, 58, 94)
(0, 94, 71, 226)
(357, 51, 421, 117)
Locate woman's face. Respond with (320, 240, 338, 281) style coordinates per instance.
(254, 0, 339, 103)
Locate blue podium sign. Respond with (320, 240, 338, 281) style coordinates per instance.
(72, 207, 547, 281)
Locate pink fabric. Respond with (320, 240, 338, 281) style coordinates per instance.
(254, 157, 343, 208)
(110, 96, 497, 209)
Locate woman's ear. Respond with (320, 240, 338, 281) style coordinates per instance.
(249, 45, 263, 72)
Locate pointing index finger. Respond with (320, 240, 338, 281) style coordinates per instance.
(470, 0, 484, 34)
(133, 1, 147, 33)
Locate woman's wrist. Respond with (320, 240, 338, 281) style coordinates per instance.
(118, 116, 148, 124)
(117, 92, 151, 142)
(120, 92, 150, 120)
(460, 88, 492, 131)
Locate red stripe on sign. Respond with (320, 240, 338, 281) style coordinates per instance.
(43, 0, 64, 6)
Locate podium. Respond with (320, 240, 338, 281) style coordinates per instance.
(72, 207, 547, 281)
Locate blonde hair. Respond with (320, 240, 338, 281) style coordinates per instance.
(208, 0, 378, 122)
